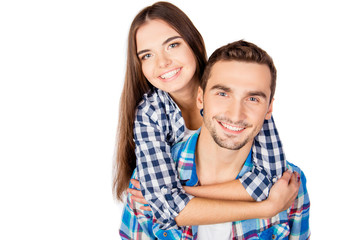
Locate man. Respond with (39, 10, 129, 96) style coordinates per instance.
(169, 40, 310, 239)
(122, 40, 310, 239)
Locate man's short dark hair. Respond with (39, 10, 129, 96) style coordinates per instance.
(200, 40, 277, 101)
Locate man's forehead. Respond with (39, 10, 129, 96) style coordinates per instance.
(207, 60, 272, 89)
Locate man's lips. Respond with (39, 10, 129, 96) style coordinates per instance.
(218, 121, 247, 133)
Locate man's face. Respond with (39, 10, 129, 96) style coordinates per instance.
(197, 60, 274, 150)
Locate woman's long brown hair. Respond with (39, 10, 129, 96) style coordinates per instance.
(113, 2, 207, 201)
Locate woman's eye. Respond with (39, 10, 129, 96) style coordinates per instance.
(141, 53, 152, 60)
(169, 43, 179, 49)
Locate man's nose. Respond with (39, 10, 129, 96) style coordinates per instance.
(227, 100, 246, 122)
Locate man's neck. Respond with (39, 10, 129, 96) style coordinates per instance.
(195, 128, 253, 186)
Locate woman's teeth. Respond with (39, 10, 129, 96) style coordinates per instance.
(160, 68, 180, 79)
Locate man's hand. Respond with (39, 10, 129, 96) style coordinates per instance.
(127, 179, 151, 211)
(265, 170, 300, 217)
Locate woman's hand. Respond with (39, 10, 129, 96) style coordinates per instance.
(264, 170, 300, 218)
(127, 179, 151, 211)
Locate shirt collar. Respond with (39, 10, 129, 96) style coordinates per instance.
(177, 129, 253, 186)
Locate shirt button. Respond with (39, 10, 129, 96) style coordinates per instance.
(161, 187, 168, 194)
(272, 234, 276, 239)
(163, 232, 168, 237)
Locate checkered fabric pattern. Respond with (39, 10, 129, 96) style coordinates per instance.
(166, 130, 310, 240)
(131, 88, 287, 233)
(242, 116, 288, 201)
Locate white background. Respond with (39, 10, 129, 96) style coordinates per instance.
(1, 0, 359, 239)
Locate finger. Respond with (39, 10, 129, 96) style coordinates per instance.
(295, 171, 301, 182)
(130, 179, 141, 189)
(289, 173, 300, 198)
(289, 172, 300, 189)
(131, 195, 149, 205)
(127, 188, 143, 198)
(290, 171, 301, 186)
(279, 170, 293, 183)
(140, 206, 152, 211)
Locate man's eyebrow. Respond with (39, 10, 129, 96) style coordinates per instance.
(247, 91, 267, 99)
(137, 36, 182, 56)
(210, 84, 232, 92)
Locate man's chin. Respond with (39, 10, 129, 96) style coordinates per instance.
(214, 138, 249, 151)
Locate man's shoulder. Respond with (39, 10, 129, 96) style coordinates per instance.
(286, 161, 309, 201)
(286, 161, 301, 172)
(171, 140, 187, 163)
(286, 162, 306, 179)
(171, 129, 200, 161)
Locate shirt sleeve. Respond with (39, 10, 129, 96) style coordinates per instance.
(120, 171, 157, 239)
(240, 116, 287, 201)
(287, 164, 311, 239)
(120, 192, 157, 239)
(134, 102, 193, 231)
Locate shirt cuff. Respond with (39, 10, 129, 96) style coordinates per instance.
(151, 186, 194, 230)
(239, 165, 273, 201)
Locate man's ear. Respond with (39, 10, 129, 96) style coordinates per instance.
(196, 87, 204, 110)
(265, 98, 274, 120)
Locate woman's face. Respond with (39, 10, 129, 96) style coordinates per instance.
(136, 19, 197, 96)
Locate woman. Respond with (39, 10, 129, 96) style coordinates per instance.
(113, 2, 298, 239)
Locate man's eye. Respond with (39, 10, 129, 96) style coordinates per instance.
(218, 92, 227, 97)
(249, 97, 258, 102)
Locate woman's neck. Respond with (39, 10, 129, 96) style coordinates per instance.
(170, 82, 202, 130)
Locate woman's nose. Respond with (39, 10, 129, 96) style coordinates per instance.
(157, 52, 172, 68)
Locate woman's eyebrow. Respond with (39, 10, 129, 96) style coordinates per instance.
(162, 36, 182, 46)
(137, 36, 182, 56)
(137, 49, 149, 56)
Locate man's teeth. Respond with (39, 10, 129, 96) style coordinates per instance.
(160, 68, 180, 79)
(221, 122, 244, 131)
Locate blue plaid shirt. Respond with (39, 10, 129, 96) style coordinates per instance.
(120, 88, 287, 238)
(121, 129, 310, 239)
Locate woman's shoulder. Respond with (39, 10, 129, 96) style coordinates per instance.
(137, 88, 178, 114)
(135, 88, 185, 143)
(138, 88, 170, 109)
(136, 88, 178, 123)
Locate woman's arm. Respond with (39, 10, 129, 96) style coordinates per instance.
(129, 178, 253, 206)
(183, 180, 254, 201)
(129, 170, 300, 224)
(175, 170, 300, 226)
(132, 94, 194, 231)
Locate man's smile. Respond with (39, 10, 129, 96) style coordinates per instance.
(217, 120, 247, 134)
